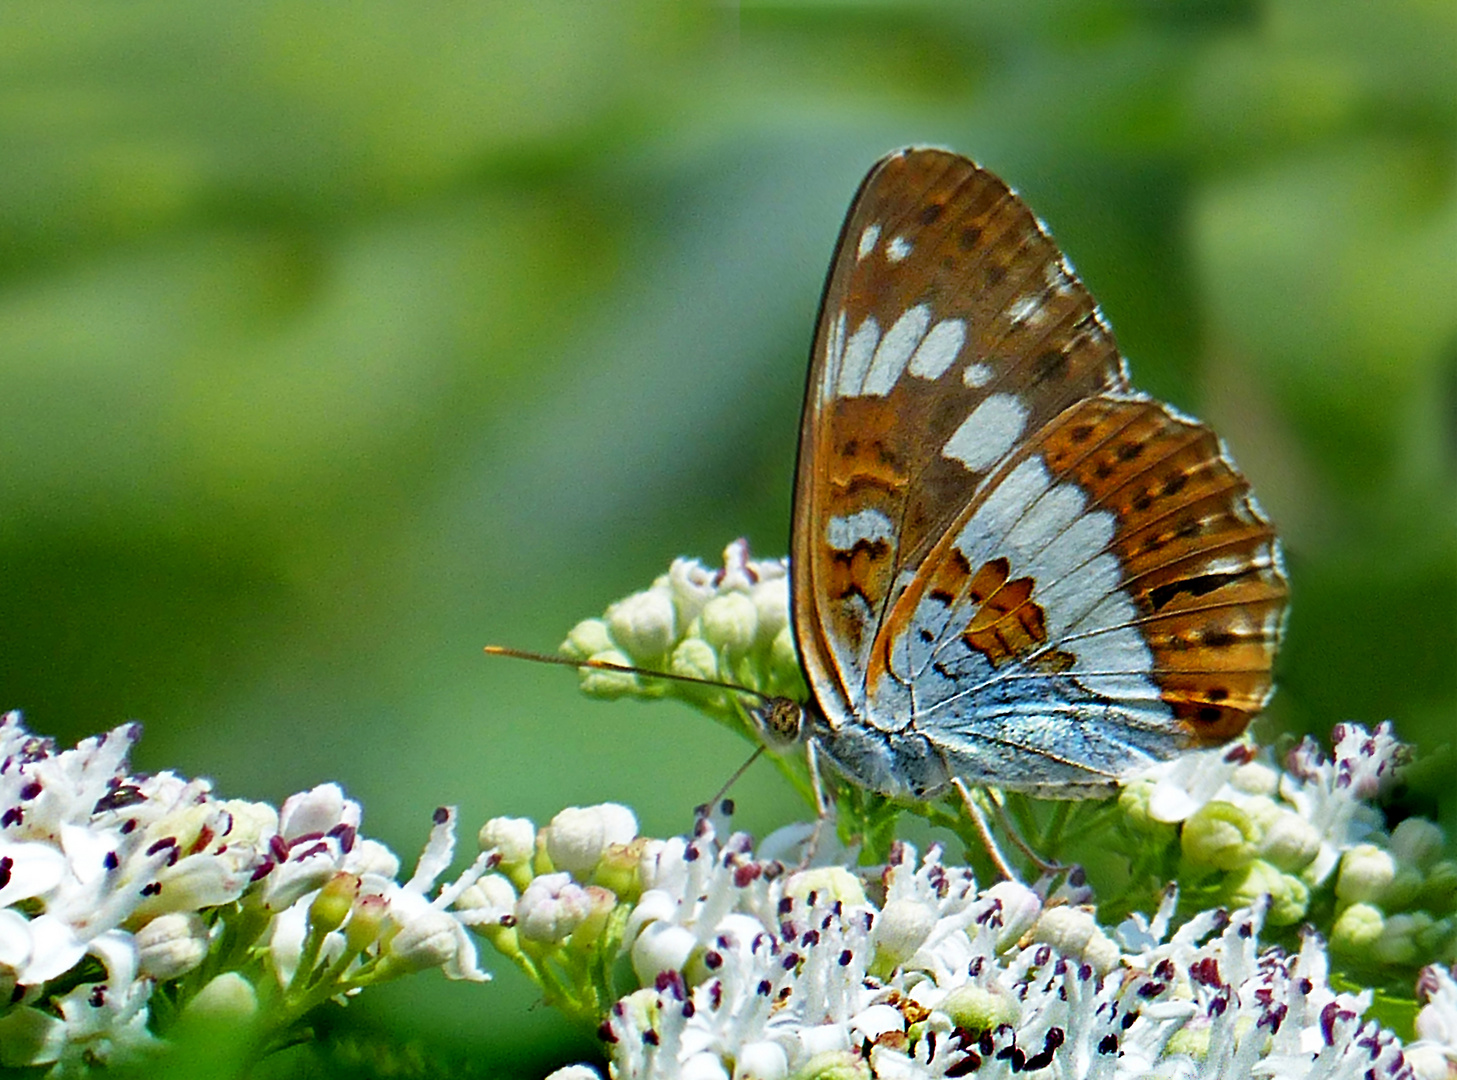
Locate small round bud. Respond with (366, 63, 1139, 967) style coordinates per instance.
(1163, 1023, 1211, 1059)
(869, 899, 937, 976)
(736, 1038, 789, 1080)
(1420, 861, 1457, 914)
(545, 1067, 602, 1080)
(480, 817, 536, 868)
(567, 886, 619, 948)
(1117, 779, 1179, 840)
(1331, 902, 1386, 954)
(580, 650, 641, 698)
(1335, 843, 1397, 905)
(770, 626, 799, 682)
(516, 873, 594, 943)
(454, 873, 517, 920)
(794, 1050, 870, 1080)
(1181, 801, 1258, 870)
(595, 837, 650, 900)
(750, 578, 789, 647)
(1224, 860, 1309, 926)
(1257, 809, 1322, 873)
(543, 804, 638, 880)
(699, 593, 758, 656)
(939, 984, 1021, 1032)
(607, 588, 677, 659)
(309, 873, 361, 934)
(681, 1052, 730, 1080)
(181, 973, 258, 1023)
(1391, 818, 1446, 871)
(561, 618, 613, 661)
(630, 921, 697, 984)
(1372, 912, 1434, 966)
(671, 638, 720, 683)
(135, 912, 210, 980)
(1031, 906, 1117, 974)
(1229, 760, 1280, 796)
(783, 867, 866, 907)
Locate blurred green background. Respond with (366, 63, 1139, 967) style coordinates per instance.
(1, 1, 1452, 1075)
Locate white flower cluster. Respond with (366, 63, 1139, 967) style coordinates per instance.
(560, 539, 799, 703)
(546, 817, 1432, 1080)
(0, 712, 489, 1074)
(1127, 723, 1455, 964)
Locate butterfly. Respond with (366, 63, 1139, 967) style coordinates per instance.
(749, 147, 1288, 811)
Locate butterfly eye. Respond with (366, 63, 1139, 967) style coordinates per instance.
(752, 698, 807, 753)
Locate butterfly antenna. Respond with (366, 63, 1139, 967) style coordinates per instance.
(483, 645, 775, 706)
(705, 745, 766, 811)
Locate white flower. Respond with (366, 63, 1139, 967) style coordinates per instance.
(479, 816, 536, 867)
(517, 872, 595, 943)
(134, 912, 210, 980)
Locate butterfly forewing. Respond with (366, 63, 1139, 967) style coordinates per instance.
(793, 148, 1288, 797)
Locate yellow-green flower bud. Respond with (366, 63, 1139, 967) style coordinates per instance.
(561, 618, 613, 661)
(580, 650, 641, 698)
(181, 973, 258, 1024)
(1164, 1022, 1211, 1060)
(751, 578, 789, 648)
(671, 637, 720, 683)
(1419, 861, 1457, 914)
(1390, 818, 1446, 871)
(1181, 801, 1258, 870)
(783, 867, 866, 907)
(792, 1050, 871, 1080)
(1335, 843, 1397, 905)
(344, 894, 389, 954)
(1224, 860, 1308, 926)
(567, 886, 619, 948)
(1257, 809, 1322, 873)
(310, 873, 361, 934)
(770, 626, 800, 683)
(1372, 912, 1434, 966)
(940, 983, 1021, 1032)
(1331, 901, 1385, 954)
(594, 838, 649, 901)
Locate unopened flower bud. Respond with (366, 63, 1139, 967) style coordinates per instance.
(770, 626, 799, 681)
(700, 593, 758, 655)
(545, 1067, 602, 1080)
(543, 804, 638, 880)
(869, 899, 937, 976)
(480, 817, 536, 868)
(580, 650, 641, 698)
(596, 838, 649, 899)
(607, 588, 677, 659)
(1181, 802, 1258, 870)
(310, 873, 361, 934)
(517, 872, 593, 943)
(1372, 912, 1434, 966)
(631, 921, 697, 983)
(940, 984, 1021, 1031)
(1391, 818, 1446, 871)
(1258, 810, 1322, 873)
(750, 578, 789, 647)
(1031, 906, 1119, 975)
(1229, 760, 1280, 796)
(455, 873, 517, 920)
(182, 972, 258, 1023)
(671, 638, 720, 683)
(1420, 862, 1457, 914)
(568, 886, 619, 948)
(1224, 860, 1309, 926)
(561, 618, 613, 660)
(1336, 844, 1397, 904)
(135, 912, 210, 980)
(681, 1052, 731, 1080)
(793, 1049, 871, 1080)
(737, 1039, 790, 1080)
(1331, 902, 1385, 953)
(783, 867, 866, 907)
(345, 894, 389, 954)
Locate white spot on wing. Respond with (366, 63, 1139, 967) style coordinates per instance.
(954, 457, 1053, 561)
(862, 304, 931, 396)
(836, 316, 880, 397)
(963, 362, 993, 388)
(826, 508, 895, 550)
(887, 235, 912, 263)
(1006, 294, 1045, 327)
(857, 223, 881, 261)
(908, 319, 966, 380)
(942, 393, 1028, 472)
(820, 309, 847, 405)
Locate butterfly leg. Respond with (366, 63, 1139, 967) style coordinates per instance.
(950, 777, 1019, 882)
(986, 790, 1066, 877)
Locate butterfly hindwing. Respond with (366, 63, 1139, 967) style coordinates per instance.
(792, 148, 1288, 797)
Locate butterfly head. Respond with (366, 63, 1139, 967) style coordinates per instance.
(749, 696, 811, 755)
